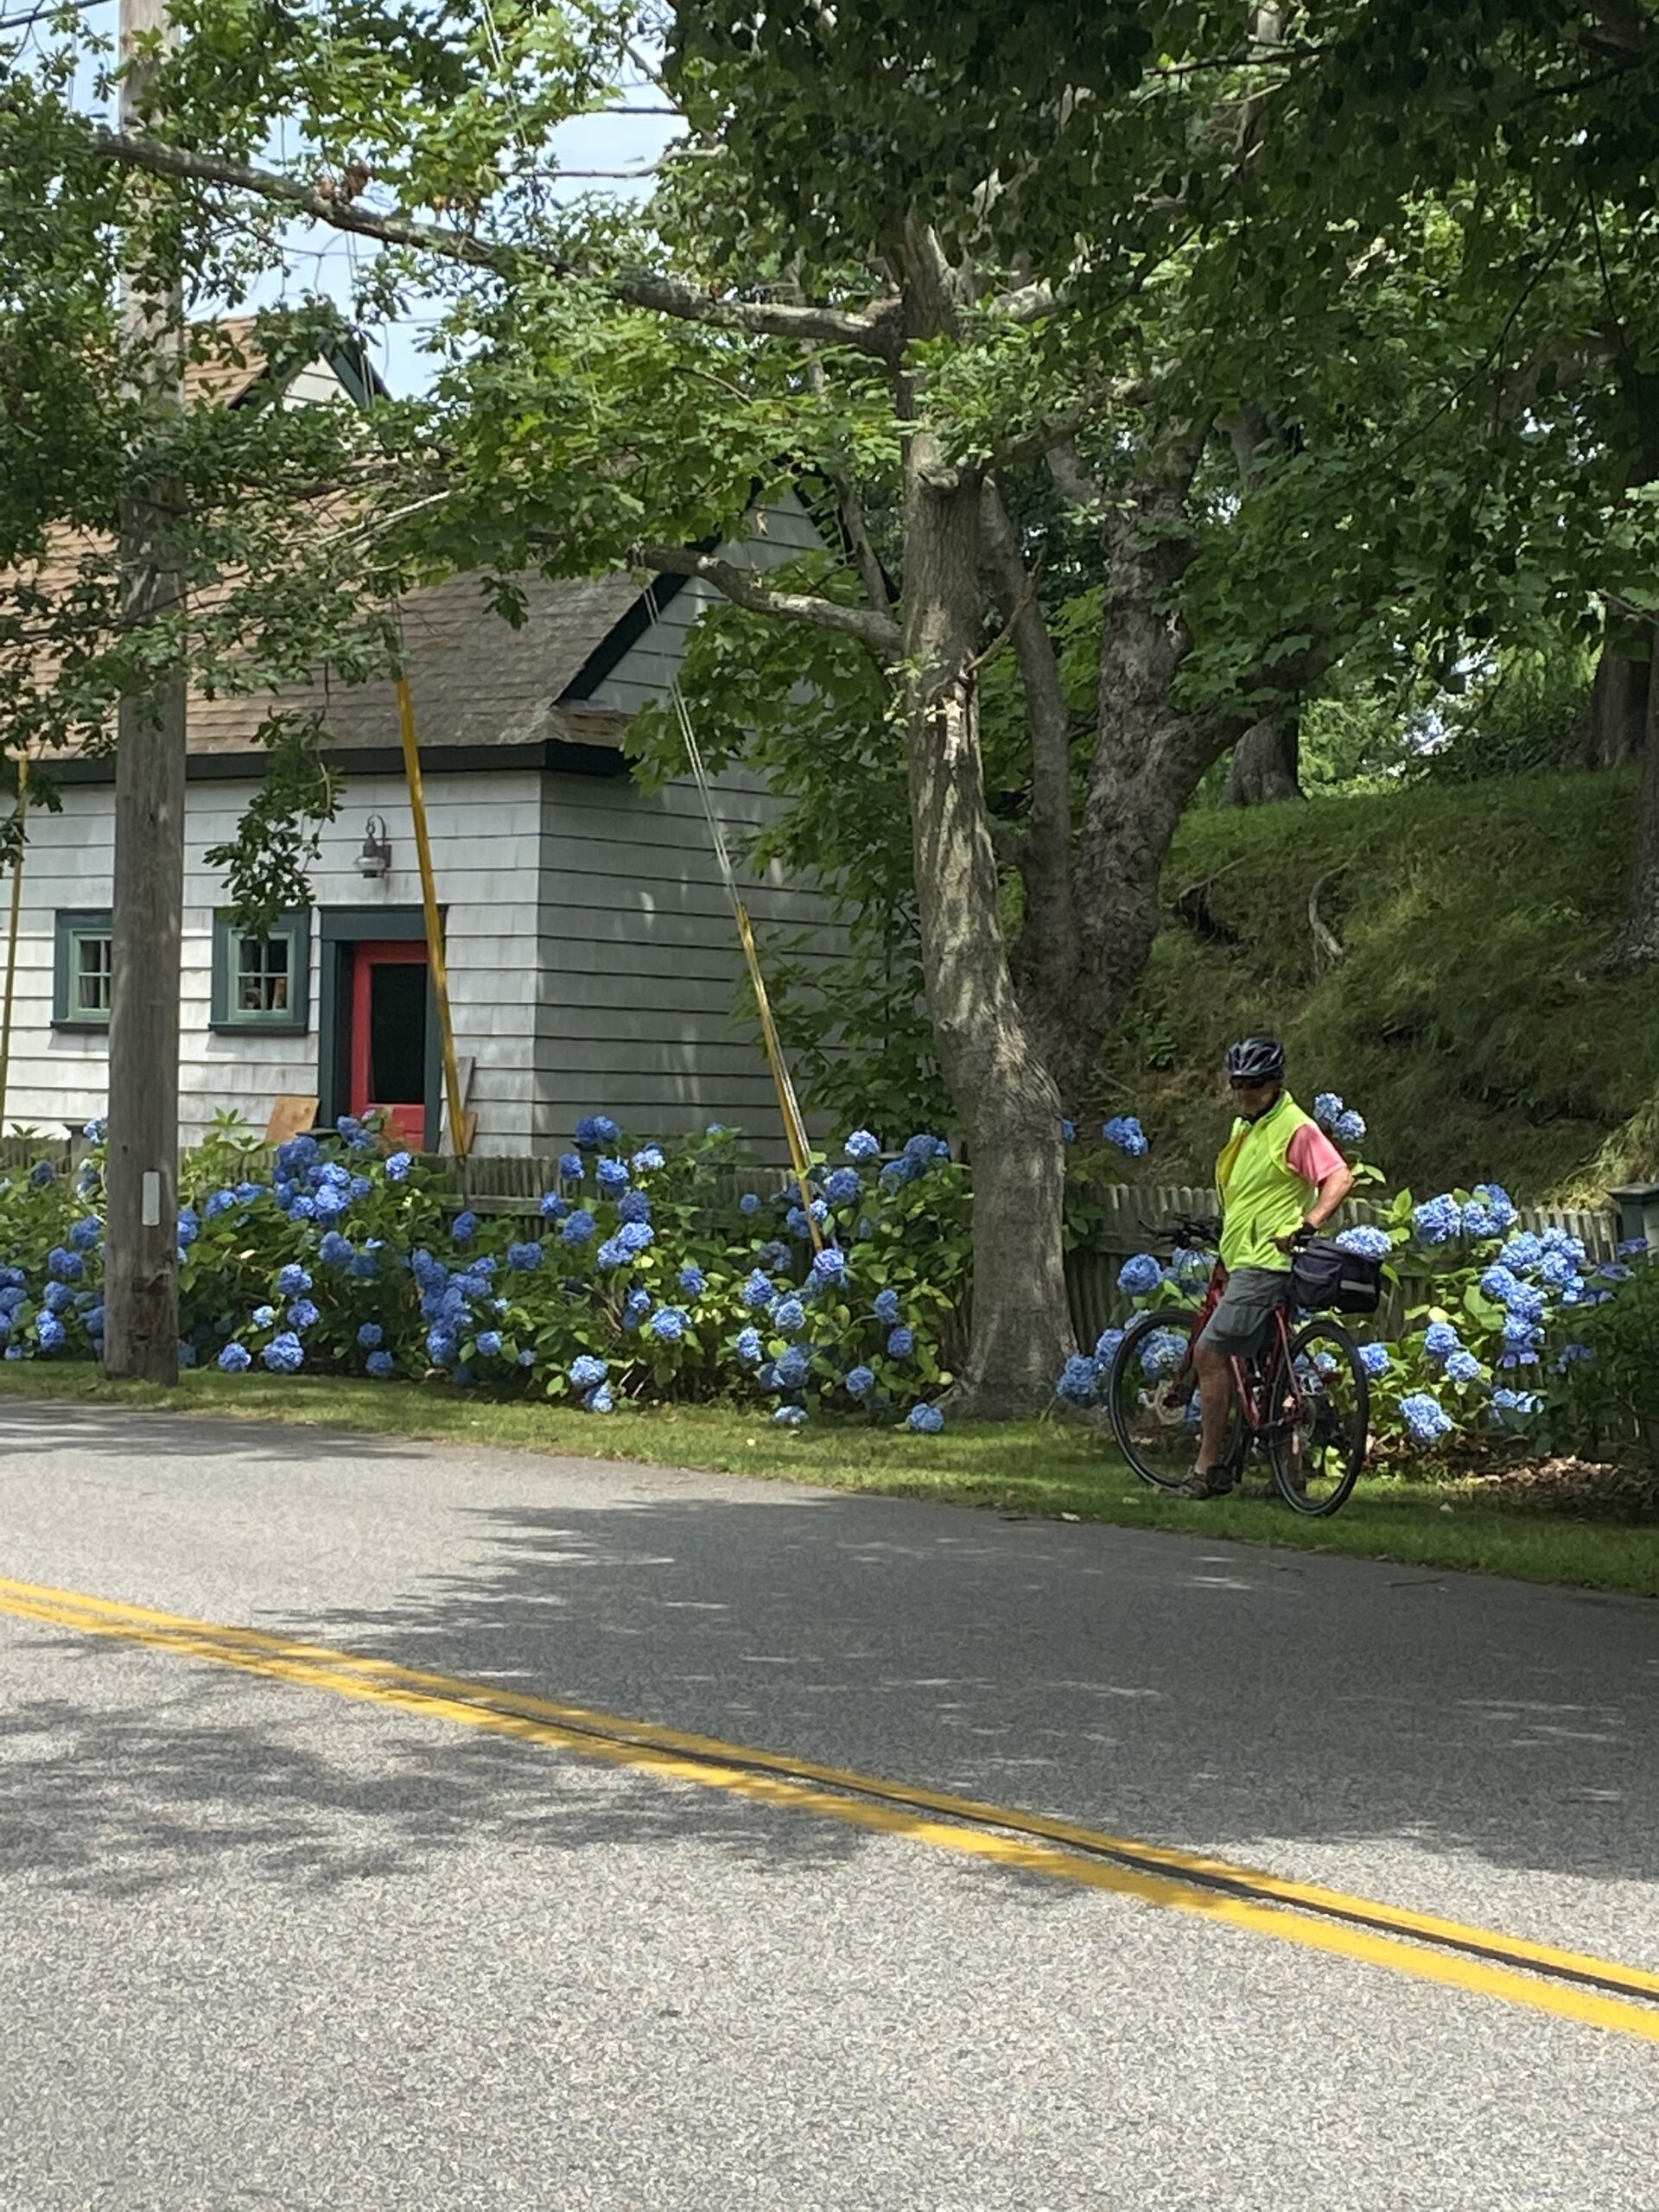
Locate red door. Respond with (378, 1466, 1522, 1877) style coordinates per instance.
(349, 941, 429, 1147)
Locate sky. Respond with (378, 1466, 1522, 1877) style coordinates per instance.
(50, 1, 682, 396)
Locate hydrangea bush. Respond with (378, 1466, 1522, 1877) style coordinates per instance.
(0, 1112, 983, 1435)
(1051, 1090, 1649, 1469)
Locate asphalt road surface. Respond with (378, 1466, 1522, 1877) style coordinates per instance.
(1, 1402, 1655, 2210)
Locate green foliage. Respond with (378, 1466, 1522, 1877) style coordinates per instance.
(1111, 770, 1659, 1202)
(1427, 645, 1597, 785)
(1546, 1264, 1659, 1488)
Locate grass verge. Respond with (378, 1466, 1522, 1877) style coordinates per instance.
(0, 1363, 1654, 1599)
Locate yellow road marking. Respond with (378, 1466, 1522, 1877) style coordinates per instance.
(3, 1571, 1657, 2044)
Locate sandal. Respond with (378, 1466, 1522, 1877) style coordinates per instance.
(1176, 1465, 1236, 1499)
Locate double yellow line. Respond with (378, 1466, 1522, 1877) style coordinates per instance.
(4, 1571, 1658, 2044)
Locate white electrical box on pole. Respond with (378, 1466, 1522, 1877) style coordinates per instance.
(103, 0, 185, 1381)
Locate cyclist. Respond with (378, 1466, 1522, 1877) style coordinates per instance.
(1180, 1035, 1354, 1498)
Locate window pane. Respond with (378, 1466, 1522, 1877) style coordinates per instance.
(230, 929, 295, 1017)
(73, 933, 111, 1014)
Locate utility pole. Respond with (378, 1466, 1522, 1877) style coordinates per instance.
(103, 0, 185, 1382)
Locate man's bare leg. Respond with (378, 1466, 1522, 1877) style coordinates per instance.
(1192, 1339, 1234, 1479)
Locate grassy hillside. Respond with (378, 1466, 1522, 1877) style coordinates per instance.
(1098, 771, 1659, 1204)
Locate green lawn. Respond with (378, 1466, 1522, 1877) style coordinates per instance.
(1, 1363, 1655, 1599)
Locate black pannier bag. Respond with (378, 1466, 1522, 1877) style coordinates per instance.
(1291, 1236, 1383, 1315)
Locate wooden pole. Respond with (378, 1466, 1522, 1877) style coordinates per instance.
(734, 899, 822, 1249)
(103, 0, 186, 1380)
(0, 756, 29, 1132)
(395, 677, 468, 1157)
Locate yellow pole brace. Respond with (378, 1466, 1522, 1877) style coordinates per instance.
(734, 898, 822, 1249)
(395, 677, 470, 1159)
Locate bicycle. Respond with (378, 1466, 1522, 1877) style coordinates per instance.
(1103, 1214, 1370, 1518)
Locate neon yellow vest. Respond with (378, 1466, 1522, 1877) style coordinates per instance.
(1216, 1091, 1317, 1274)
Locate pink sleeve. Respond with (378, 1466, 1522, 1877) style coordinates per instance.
(1287, 1121, 1346, 1187)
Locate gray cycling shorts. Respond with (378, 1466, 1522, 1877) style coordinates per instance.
(1197, 1266, 1290, 1357)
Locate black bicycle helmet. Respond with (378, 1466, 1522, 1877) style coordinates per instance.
(1224, 1034, 1286, 1082)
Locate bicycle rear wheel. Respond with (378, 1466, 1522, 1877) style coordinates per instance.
(1107, 1306, 1236, 1491)
(1267, 1317, 1370, 1516)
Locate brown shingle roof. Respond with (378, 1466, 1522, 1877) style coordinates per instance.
(7, 319, 645, 761)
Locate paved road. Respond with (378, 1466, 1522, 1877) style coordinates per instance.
(0, 1402, 1655, 2209)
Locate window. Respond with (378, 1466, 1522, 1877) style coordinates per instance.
(53, 911, 113, 1027)
(210, 910, 310, 1033)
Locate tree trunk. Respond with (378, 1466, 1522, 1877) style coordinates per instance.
(1580, 641, 1649, 769)
(1604, 634, 1659, 969)
(900, 452, 1071, 1414)
(1224, 712, 1303, 804)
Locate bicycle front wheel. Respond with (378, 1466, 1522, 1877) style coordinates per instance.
(1268, 1317, 1370, 1516)
(1107, 1306, 1220, 1491)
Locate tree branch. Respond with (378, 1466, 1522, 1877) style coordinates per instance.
(628, 543, 903, 658)
(976, 378, 1149, 479)
(84, 124, 902, 353)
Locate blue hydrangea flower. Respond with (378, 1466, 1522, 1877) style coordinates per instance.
(0, 1287, 22, 1316)
(773, 1296, 807, 1336)
(1102, 1116, 1148, 1157)
(312, 1184, 347, 1221)
(507, 1241, 543, 1272)
(69, 1217, 101, 1253)
(1464, 1185, 1519, 1238)
(366, 1350, 395, 1378)
(596, 1237, 626, 1269)
(903, 1133, 950, 1164)
(1093, 1327, 1125, 1367)
(739, 1192, 762, 1216)
(1502, 1313, 1541, 1355)
(1357, 1341, 1391, 1377)
(1555, 1342, 1594, 1370)
(30, 1160, 54, 1188)
(759, 1241, 792, 1271)
(319, 1231, 353, 1267)
(357, 1322, 385, 1349)
(616, 1189, 652, 1226)
(451, 1211, 478, 1243)
(177, 1342, 196, 1367)
(204, 1189, 237, 1218)
(1537, 1248, 1580, 1290)
(1313, 1091, 1344, 1130)
(824, 1167, 862, 1205)
(1492, 1387, 1541, 1420)
(617, 1220, 654, 1255)
(845, 1130, 880, 1160)
(1413, 1195, 1463, 1246)
(262, 1332, 305, 1375)
(1399, 1392, 1452, 1446)
(809, 1247, 849, 1291)
(1335, 1224, 1390, 1261)
(574, 1116, 620, 1149)
(558, 1153, 584, 1180)
(518, 1349, 535, 1367)
(276, 1263, 312, 1297)
(632, 1146, 666, 1173)
(844, 1364, 875, 1397)
(887, 1325, 914, 1358)
(1117, 1253, 1163, 1298)
(569, 1355, 609, 1389)
(773, 1404, 807, 1428)
(176, 1208, 200, 1249)
(539, 1192, 570, 1222)
(1445, 1349, 1484, 1386)
(874, 1289, 901, 1325)
(286, 1299, 320, 1332)
(476, 1331, 504, 1357)
(561, 1210, 597, 1247)
(1505, 1279, 1547, 1323)
(648, 1307, 690, 1343)
(1139, 1329, 1187, 1378)
(1057, 1353, 1098, 1405)
(596, 1158, 630, 1196)
(1422, 1320, 1461, 1361)
(678, 1263, 706, 1296)
(348, 1251, 379, 1280)
(906, 1403, 945, 1433)
(425, 1325, 460, 1365)
(286, 1194, 317, 1221)
(1334, 1109, 1367, 1145)
(47, 1248, 85, 1283)
(83, 1116, 107, 1141)
(42, 1282, 73, 1316)
(775, 1346, 810, 1388)
(385, 1152, 412, 1183)
(626, 1287, 652, 1323)
(584, 1383, 615, 1414)
(219, 1341, 251, 1372)
(741, 1270, 776, 1310)
(1061, 1120, 1076, 1144)
(249, 1301, 276, 1329)
(1500, 1232, 1543, 1273)
(735, 1327, 764, 1365)
(36, 1313, 65, 1350)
